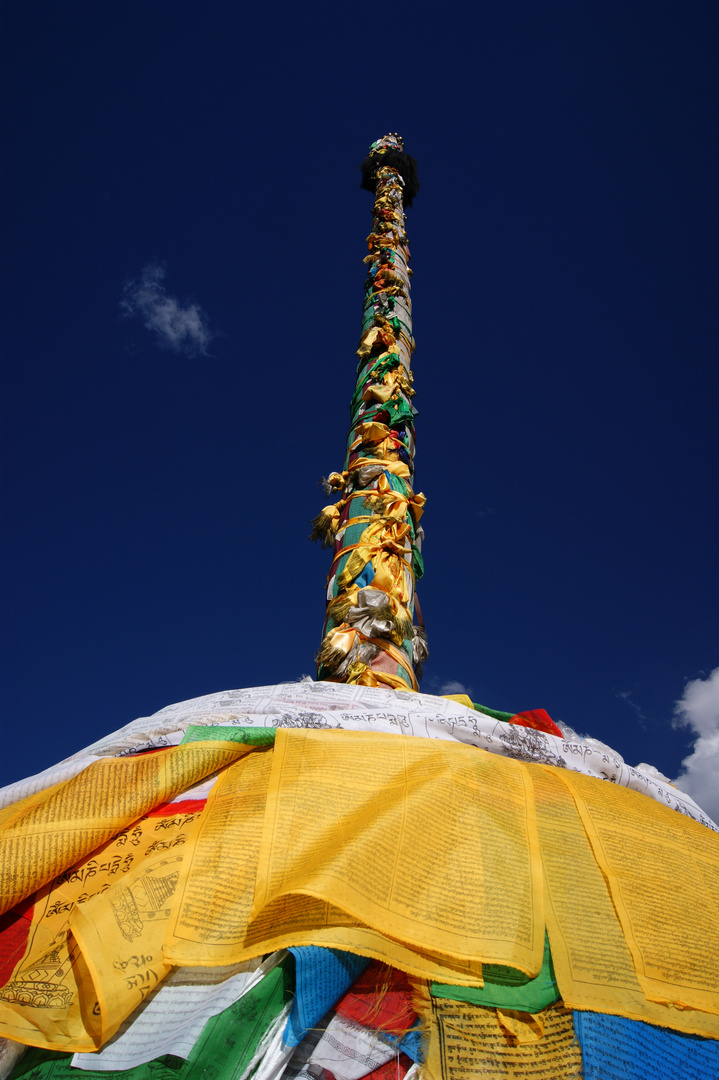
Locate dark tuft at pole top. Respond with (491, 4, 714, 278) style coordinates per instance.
(360, 133, 419, 208)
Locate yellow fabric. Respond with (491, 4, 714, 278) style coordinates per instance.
(356, 323, 398, 360)
(320, 486, 422, 536)
(163, 750, 273, 966)
(316, 501, 343, 533)
(251, 729, 544, 974)
(344, 662, 415, 693)
(348, 421, 393, 453)
(0, 780, 67, 831)
(177, 888, 487, 985)
(362, 377, 396, 405)
(0, 743, 252, 918)
(72, 849, 179, 1045)
(162, 746, 482, 985)
(320, 625, 359, 662)
(362, 366, 414, 405)
(413, 978, 582, 1080)
(408, 489, 426, 523)
(0, 801, 204, 1050)
(0, 927, 100, 1052)
(336, 519, 413, 601)
(552, 766, 719, 1017)
(442, 693, 475, 711)
(374, 438, 405, 464)
(370, 472, 425, 523)
(496, 1009, 545, 1045)
(330, 477, 424, 600)
(532, 766, 719, 1037)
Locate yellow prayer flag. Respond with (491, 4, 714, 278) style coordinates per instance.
(73, 851, 180, 1044)
(251, 729, 544, 975)
(0, 742, 253, 917)
(163, 741, 486, 984)
(0, 805, 202, 1050)
(551, 766, 719, 1018)
(163, 749, 274, 966)
(532, 765, 719, 1038)
(413, 977, 582, 1080)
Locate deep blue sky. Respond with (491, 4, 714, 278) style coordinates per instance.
(1, 2, 717, 791)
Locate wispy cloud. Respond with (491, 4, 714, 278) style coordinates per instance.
(439, 680, 472, 697)
(672, 666, 719, 821)
(121, 261, 214, 357)
(615, 689, 647, 724)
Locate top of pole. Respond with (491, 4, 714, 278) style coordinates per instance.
(360, 133, 420, 208)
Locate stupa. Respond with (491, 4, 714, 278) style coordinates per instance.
(1, 135, 718, 1080)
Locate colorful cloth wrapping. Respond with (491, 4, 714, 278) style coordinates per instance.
(7, 957, 294, 1080)
(69, 955, 273, 1070)
(313, 139, 422, 692)
(1, 682, 711, 828)
(1, 683, 719, 1080)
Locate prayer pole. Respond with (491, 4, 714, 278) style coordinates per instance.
(311, 135, 426, 691)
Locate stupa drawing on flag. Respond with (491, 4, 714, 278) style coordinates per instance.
(1, 135, 718, 1080)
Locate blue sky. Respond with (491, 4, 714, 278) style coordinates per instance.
(1, 2, 718, 810)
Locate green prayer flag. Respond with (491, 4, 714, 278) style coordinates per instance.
(471, 702, 515, 722)
(180, 725, 277, 747)
(430, 934, 559, 1013)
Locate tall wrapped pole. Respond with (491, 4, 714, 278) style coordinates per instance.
(312, 135, 426, 690)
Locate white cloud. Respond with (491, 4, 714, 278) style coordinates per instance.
(121, 262, 214, 357)
(439, 680, 471, 696)
(672, 666, 719, 821)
